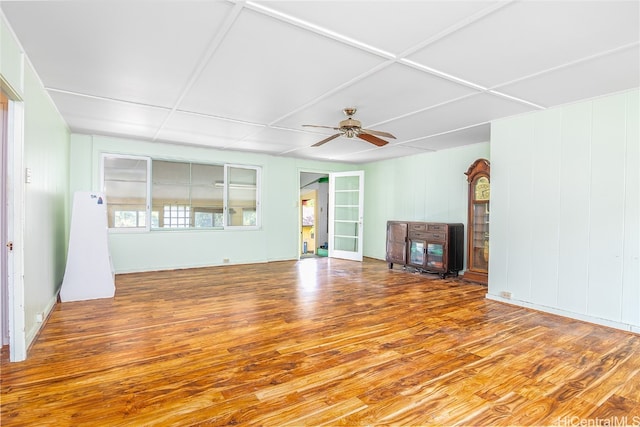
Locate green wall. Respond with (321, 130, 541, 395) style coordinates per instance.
(489, 89, 639, 332)
(363, 143, 490, 264)
(69, 134, 354, 272)
(22, 63, 70, 343)
(2, 12, 71, 350)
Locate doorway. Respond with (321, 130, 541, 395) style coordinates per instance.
(299, 172, 328, 259)
(299, 170, 366, 262)
(1, 89, 9, 348)
(1, 80, 26, 361)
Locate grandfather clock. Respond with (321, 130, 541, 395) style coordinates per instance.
(464, 159, 490, 284)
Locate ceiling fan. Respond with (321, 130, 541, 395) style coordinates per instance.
(303, 108, 396, 147)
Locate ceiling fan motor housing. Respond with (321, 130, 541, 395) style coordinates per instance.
(339, 118, 361, 137)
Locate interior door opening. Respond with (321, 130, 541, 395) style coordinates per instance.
(2, 81, 26, 361)
(1, 89, 9, 348)
(299, 172, 329, 259)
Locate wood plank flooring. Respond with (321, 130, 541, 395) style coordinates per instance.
(2, 257, 639, 426)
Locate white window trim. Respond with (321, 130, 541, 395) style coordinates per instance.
(224, 164, 261, 230)
(100, 153, 151, 233)
(100, 155, 262, 232)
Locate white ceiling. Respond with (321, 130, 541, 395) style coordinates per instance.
(2, 1, 638, 164)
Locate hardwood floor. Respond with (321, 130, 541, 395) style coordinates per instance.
(2, 257, 639, 426)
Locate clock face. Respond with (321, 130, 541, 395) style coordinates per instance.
(474, 176, 490, 201)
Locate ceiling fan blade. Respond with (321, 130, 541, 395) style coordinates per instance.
(312, 133, 342, 147)
(358, 133, 389, 147)
(303, 124, 341, 131)
(361, 128, 396, 139)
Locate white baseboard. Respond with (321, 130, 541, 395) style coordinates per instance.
(486, 293, 639, 334)
(112, 258, 286, 274)
(25, 293, 58, 350)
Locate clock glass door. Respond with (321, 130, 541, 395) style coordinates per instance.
(470, 201, 489, 271)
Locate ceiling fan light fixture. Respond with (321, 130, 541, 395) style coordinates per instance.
(343, 107, 357, 117)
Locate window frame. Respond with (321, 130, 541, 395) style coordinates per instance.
(100, 153, 151, 233)
(224, 164, 261, 230)
(101, 154, 261, 232)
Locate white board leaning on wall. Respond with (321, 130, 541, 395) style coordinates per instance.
(60, 191, 115, 302)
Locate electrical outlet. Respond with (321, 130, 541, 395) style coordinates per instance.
(35, 313, 43, 323)
(223, 258, 230, 263)
(500, 291, 512, 299)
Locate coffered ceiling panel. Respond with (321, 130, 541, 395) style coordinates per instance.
(156, 111, 264, 149)
(408, 0, 640, 88)
(256, 1, 500, 55)
(372, 92, 535, 143)
(274, 62, 480, 131)
(3, 1, 232, 107)
(179, 8, 385, 124)
(289, 136, 400, 162)
(497, 46, 640, 108)
(49, 91, 171, 140)
(1, 0, 638, 164)
(330, 145, 430, 164)
(236, 128, 327, 154)
(403, 123, 491, 152)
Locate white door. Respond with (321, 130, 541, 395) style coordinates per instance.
(328, 171, 364, 261)
(3, 91, 26, 361)
(1, 90, 8, 347)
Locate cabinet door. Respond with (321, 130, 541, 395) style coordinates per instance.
(408, 239, 426, 266)
(386, 222, 407, 264)
(426, 242, 446, 270)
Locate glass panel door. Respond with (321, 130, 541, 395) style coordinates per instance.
(409, 240, 425, 265)
(328, 171, 364, 261)
(426, 243, 445, 269)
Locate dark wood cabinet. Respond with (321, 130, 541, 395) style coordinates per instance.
(386, 221, 408, 268)
(385, 221, 464, 278)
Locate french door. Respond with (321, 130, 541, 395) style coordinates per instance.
(328, 171, 364, 262)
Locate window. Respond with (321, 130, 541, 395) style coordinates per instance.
(194, 209, 224, 227)
(226, 165, 259, 227)
(162, 205, 191, 228)
(302, 199, 314, 226)
(152, 160, 225, 228)
(101, 155, 260, 230)
(102, 155, 150, 230)
(114, 210, 146, 227)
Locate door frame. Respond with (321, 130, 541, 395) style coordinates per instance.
(1, 78, 27, 362)
(298, 169, 329, 259)
(1, 89, 8, 347)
